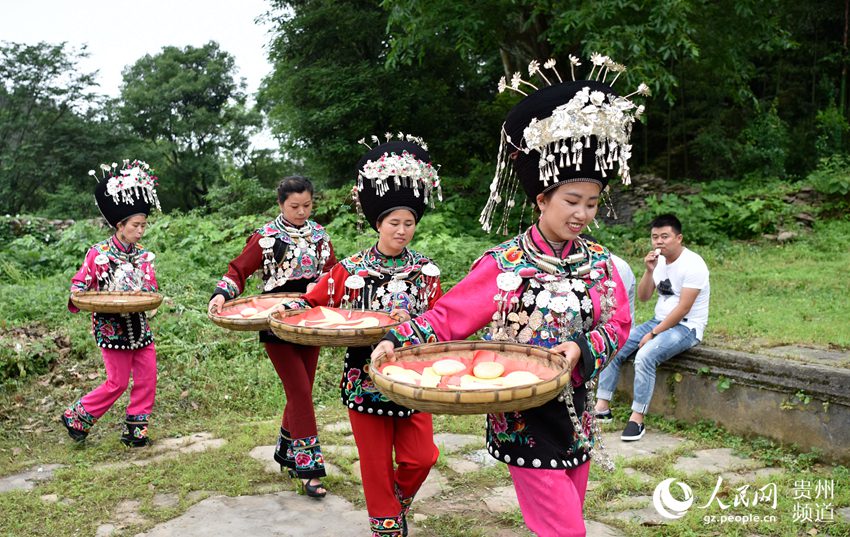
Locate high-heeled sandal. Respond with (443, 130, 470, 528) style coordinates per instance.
(302, 479, 327, 499)
(279, 465, 297, 478)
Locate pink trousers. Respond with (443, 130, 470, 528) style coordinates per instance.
(80, 344, 157, 417)
(508, 461, 591, 537)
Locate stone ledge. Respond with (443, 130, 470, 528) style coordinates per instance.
(612, 345, 850, 464)
(672, 346, 850, 406)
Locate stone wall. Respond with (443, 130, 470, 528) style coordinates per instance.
(612, 346, 850, 463)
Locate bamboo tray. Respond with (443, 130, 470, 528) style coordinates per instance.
(268, 308, 401, 347)
(370, 340, 571, 415)
(208, 293, 302, 332)
(71, 291, 163, 314)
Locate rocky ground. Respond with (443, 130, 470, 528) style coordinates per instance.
(4, 418, 842, 536)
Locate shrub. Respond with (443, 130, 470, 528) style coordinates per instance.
(807, 155, 850, 212)
(737, 102, 789, 179)
(632, 179, 803, 244)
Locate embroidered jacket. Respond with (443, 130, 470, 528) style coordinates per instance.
(69, 236, 158, 350)
(296, 246, 443, 418)
(385, 226, 631, 469)
(212, 216, 337, 342)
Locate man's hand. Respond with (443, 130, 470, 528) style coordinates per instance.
(638, 330, 654, 349)
(643, 249, 661, 272)
(551, 341, 582, 372)
(371, 340, 396, 362)
(208, 295, 225, 315)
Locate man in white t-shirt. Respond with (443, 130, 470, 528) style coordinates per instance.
(594, 214, 710, 441)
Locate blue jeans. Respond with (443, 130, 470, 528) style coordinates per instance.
(596, 319, 699, 415)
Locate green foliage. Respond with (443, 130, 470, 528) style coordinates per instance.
(807, 155, 850, 211)
(258, 0, 504, 188)
(715, 376, 732, 393)
(815, 103, 850, 158)
(0, 42, 131, 217)
(631, 179, 802, 244)
(204, 171, 277, 219)
(120, 42, 262, 210)
(0, 337, 50, 386)
(737, 102, 789, 179)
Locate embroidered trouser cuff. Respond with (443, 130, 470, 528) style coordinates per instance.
(369, 515, 404, 537)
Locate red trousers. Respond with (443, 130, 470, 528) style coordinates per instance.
(264, 342, 320, 439)
(348, 409, 439, 518)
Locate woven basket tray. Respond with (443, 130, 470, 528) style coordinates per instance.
(209, 293, 303, 332)
(71, 291, 163, 314)
(370, 340, 571, 415)
(268, 308, 401, 347)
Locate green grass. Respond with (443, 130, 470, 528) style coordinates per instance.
(0, 213, 849, 535)
(619, 219, 850, 350)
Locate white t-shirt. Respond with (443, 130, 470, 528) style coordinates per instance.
(652, 247, 710, 340)
(610, 254, 636, 322)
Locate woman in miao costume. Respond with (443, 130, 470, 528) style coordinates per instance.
(373, 56, 649, 536)
(62, 160, 162, 447)
(208, 176, 337, 497)
(286, 134, 443, 536)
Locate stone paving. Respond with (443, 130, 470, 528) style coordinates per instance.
(0, 463, 64, 492)
(0, 425, 833, 536)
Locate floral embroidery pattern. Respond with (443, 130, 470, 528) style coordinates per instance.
(487, 411, 535, 448)
(125, 413, 150, 440)
(369, 515, 404, 536)
(215, 276, 240, 300)
(344, 367, 390, 405)
(274, 428, 295, 468)
(76, 238, 156, 349)
(479, 235, 619, 467)
(389, 316, 438, 347)
(63, 399, 97, 432)
(340, 248, 436, 313)
(291, 435, 325, 473)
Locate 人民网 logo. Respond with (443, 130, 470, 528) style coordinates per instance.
(653, 478, 694, 519)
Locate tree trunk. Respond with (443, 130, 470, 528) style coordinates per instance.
(842, 0, 848, 118)
(499, 48, 512, 79)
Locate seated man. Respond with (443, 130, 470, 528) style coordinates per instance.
(594, 214, 710, 441)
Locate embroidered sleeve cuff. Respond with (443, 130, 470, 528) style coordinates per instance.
(281, 298, 310, 310)
(386, 317, 439, 348)
(213, 276, 240, 301)
(575, 326, 617, 385)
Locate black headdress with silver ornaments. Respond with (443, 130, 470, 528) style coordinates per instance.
(480, 55, 649, 233)
(91, 159, 161, 227)
(353, 133, 442, 231)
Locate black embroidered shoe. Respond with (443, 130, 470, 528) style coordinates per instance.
(594, 409, 614, 423)
(621, 421, 645, 442)
(59, 415, 88, 443)
(121, 415, 151, 447)
(61, 400, 96, 443)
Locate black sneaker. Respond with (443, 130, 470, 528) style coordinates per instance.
(621, 421, 645, 441)
(594, 409, 613, 423)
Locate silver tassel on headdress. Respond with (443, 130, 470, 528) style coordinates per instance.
(481, 54, 650, 234)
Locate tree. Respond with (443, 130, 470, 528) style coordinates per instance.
(258, 0, 505, 187)
(120, 42, 261, 210)
(0, 41, 119, 216)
